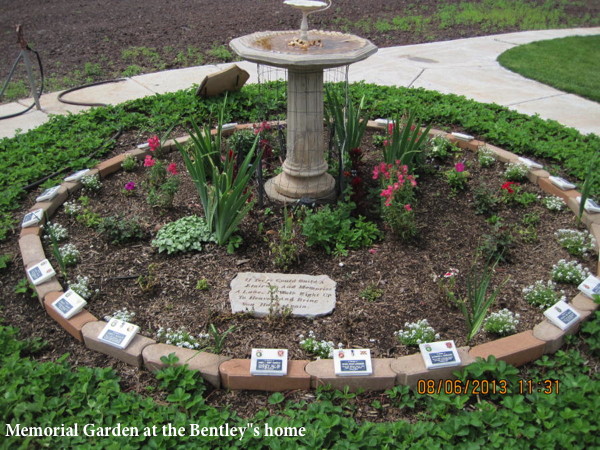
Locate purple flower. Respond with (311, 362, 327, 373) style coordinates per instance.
(455, 162, 465, 173)
(124, 182, 136, 191)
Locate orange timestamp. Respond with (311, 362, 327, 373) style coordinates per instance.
(416, 379, 560, 395)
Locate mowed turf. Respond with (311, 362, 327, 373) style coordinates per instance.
(498, 35, 600, 103)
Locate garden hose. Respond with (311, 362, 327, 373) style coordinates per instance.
(0, 49, 44, 120)
(57, 78, 126, 107)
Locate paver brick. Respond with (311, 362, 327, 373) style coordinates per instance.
(44, 291, 98, 341)
(220, 359, 310, 391)
(305, 358, 396, 392)
(527, 169, 550, 184)
(83, 321, 156, 367)
(537, 177, 579, 202)
(97, 154, 127, 177)
(391, 347, 473, 387)
(20, 226, 42, 238)
(572, 293, 599, 311)
(19, 234, 45, 267)
(483, 144, 518, 164)
(469, 330, 545, 367)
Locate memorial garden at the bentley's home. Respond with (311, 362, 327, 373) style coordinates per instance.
(3, 3, 600, 448)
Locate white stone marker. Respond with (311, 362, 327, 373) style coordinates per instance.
(544, 300, 581, 331)
(333, 348, 373, 376)
(549, 176, 576, 190)
(250, 348, 288, 376)
(21, 208, 44, 228)
(578, 274, 600, 299)
(35, 186, 61, 202)
(27, 259, 56, 285)
(420, 340, 461, 370)
(230, 272, 336, 318)
(51, 289, 87, 319)
(98, 319, 140, 349)
(64, 169, 90, 182)
(517, 156, 543, 169)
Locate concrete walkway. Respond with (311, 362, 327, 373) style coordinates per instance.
(1, 27, 599, 140)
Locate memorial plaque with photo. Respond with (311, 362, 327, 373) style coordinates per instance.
(544, 300, 581, 331)
(36, 186, 61, 203)
(51, 289, 87, 319)
(230, 272, 336, 318)
(21, 208, 44, 228)
(578, 275, 600, 299)
(334, 349, 373, 376)
(27, 259, 56, 285)
(250, 348, 288, 376)
(98, 319, 140, 349)
(420, 340, 461, 370)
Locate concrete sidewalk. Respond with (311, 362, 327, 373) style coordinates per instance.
(1, 27, 599, 140)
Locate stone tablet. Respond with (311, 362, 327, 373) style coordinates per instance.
(419, 340, 461, 370)
(230, 272, 336, 318)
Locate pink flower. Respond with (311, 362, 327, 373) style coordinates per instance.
(148, 135, 160, 152)
(167, 163, 178, 175)
(124, 182, 136, 191)
(368, 248, 378, 254)
(404, 204, 412, 211)
(387, 123, 394, 134)
(144, 155, 156, 167)
(455, 162, 465, 173)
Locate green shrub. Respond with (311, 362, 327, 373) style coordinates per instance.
(98, 216, 145, 244)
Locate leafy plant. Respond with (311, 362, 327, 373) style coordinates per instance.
(151, 215, 215, 254)
(382, 111, 431, 170)
(266, 284, 293, 324)
(59, 243, 80, 267)
(68, 275, 96, 299)
(478, 223, 514, 262)
(428, 136, 456, 160)
(156, 327, 209, 350)
(477, 145, 496, 167)
(503, 162, 529, 181)
(81, 174, 102, 192)
(325, 87, 368, 158)
(206, 324, 235, 354)
(146, 175, 180, 208)
(473, 187, 500, 215)
(269, 208, 300, 272)
(445, 162, 470, 192)
(454, 258, 508, 344)
(299, 330, 342, 359)
(359, 283, 383, 301)
(195, 278, 209, 291)
(178, 97, 261, 246)
(0, 254, 12, 271)
(121, 154, 138, 172)
(98, 216, 145, 244)
(578, 150, 599, 220)
(13, 278, 35, 297)
(542, 195, 565, 211)
(301, 200, 380, 255)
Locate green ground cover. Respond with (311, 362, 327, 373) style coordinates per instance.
(1, 83, 599, 241)
(498, 35, 600, 103)
(1, 316, 598, 448)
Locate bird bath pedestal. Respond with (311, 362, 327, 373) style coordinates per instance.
(230, 30, 377, 202)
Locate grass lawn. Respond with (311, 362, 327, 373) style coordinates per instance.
(498, 35, 600, 103)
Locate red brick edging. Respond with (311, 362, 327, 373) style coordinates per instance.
(17, 121, 600, 391)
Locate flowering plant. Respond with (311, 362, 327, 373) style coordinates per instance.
(542, 196, 565, 211)
(299, 330, 342, 359)
(381, 111, 431, 170)
(551, 259, 591, 285)
(504, 162, 529, 181)
(445, 161, 470, 192)
(523, 280, 566, 308)
(555, 229, 597, 257)
(394, 319, 440, 346)
(373, 160, 418, 240)
(477, 145, 496, 168)
(122, 181, 136, 196)
(484, 309, 519, 336)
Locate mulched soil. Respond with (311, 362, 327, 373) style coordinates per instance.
(0, 125, 596, 417)
(1, 0, 599, 97)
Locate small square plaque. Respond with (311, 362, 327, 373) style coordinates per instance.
(27, 259, 56, 285)
(64, 169, 90, 182)
(333, 349, 373, 376)
(250, 348, 288, 376)
(98, 319, 140, 349)
(549, 176, 576, 190)
(578, 274, 600, 299)
(21, 208, 44, 228)
(51, 289, 87, 319)
(35, 186, 61, 203)
(544, 300, 581, 331)
(420, 340, 461, 370)
(517, 156, 543, 169)
(451, 132, 474, 141)
(577, 197, 600, 213)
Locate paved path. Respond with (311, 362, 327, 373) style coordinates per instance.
(1, 27, 599, 140)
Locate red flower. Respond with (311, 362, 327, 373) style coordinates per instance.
(351, 176, 362, 187)
(148, 135, 160, 152)
(501, 181, 518, 194)
(144, 155, 156, 167)
(167, 163, 178, 175)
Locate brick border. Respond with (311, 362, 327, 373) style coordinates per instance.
(17, 121, 599, 392)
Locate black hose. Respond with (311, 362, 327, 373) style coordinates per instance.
(0, 49, 44, 120)
(57, 78, 126, 107)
